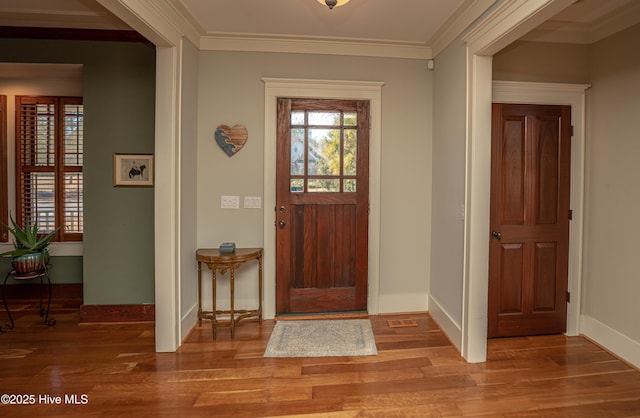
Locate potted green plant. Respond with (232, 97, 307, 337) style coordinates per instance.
(1, 214, 61, 275)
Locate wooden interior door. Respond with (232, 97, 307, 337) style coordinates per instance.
(488, 103, 571, 338)
(275, 98, 369, 314)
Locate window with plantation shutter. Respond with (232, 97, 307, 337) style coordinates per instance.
(16, 96, 83, 242)
(0, 95, 7, 242)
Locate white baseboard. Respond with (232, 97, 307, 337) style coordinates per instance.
(428, 295, 462, 352)
(580, 314, 640, 369)
(181, 302, 199, 343)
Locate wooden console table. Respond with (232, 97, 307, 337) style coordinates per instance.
(196, 248, 263, 339)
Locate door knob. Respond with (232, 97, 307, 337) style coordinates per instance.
(492, 231, 502, 240)
(278, 219, 286, 229)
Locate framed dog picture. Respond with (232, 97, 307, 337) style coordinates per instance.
(113, 153, 154, 187)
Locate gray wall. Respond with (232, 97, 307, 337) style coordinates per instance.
(196, 51, 433, 313)
(0, 38, 156, 304)
(583, 23, 640, 343)
(493, 40, 590, 84)
(430, 38, 467, 334)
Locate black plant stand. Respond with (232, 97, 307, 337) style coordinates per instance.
(1, 265, 55, 332)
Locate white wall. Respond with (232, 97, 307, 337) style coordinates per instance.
(429, 38, 467, 349)
(581, 23, 640, 367)
(196, 51, 432, 316)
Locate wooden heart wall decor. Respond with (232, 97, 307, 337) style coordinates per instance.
(215, 124, 248, 157)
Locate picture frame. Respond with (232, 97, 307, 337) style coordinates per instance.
(113, 153, 154, 187)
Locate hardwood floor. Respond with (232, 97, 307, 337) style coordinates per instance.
(1, 299, 639, 417)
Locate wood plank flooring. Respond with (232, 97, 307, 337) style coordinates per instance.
(1, 299, 639, 417)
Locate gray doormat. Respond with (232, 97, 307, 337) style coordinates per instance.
(264, 319, 378, 358)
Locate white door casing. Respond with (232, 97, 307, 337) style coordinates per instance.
(262, 78, 383, 320)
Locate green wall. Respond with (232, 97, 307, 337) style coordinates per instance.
(0, 257, 83, 285)
(0, 38, 156, 304)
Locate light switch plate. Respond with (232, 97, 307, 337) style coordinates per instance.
(221, 195, 240, 209)
(244, 196, 261, 209)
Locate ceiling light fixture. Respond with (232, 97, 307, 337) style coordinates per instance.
(317, 0, 351, 10)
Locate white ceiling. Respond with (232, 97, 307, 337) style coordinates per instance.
(175, 0, 466, 45)
(520, 0, 640, 44)
(1, 0, 639, 51)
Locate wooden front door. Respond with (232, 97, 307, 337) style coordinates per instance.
(275, 98, 369, 314)
(488, 103, 571, 338)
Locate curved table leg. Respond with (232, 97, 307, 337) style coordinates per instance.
(1, 272, 15, 332)
(212, 267, 217, 339)
(229, 266, 235, 339)
(42, 272, 55, 327)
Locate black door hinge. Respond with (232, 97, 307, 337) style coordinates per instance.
(566, 291, 571, 303)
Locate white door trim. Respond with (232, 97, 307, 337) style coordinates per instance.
(262, 78, 383, 319)
(461, 0, 577, 363)
(492, 80, 589, 337)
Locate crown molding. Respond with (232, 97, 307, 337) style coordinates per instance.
(100, 0, 431, 58)
(521, 1, 640, 44)
(97, 0, 493, 59)
(199, 32, 431, 60)
(430, 0, 497, 57)
(589, 1, 640, 43)
(96, 0, 176, 46)
(462, 0, 576, 55)
(165, 0, 204, 47)
(97, 0, 201, 47)
(493, 80, 590, 96)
